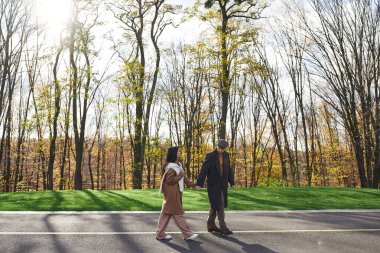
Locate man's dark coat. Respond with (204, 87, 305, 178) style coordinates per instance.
(196, 149, 235, 210)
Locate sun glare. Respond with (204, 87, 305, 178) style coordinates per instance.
(35, 0, 72, 41)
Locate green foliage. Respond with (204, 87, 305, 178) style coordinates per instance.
(260, 178, 284, 187)
(204, 0, 216, 9)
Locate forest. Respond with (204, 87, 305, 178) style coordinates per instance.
(0, 0, 379, 192)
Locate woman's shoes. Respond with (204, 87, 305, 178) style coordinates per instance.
(156, 234, 172, 240)
(185, 233, 199, 240)
(158, 234, 199, 241)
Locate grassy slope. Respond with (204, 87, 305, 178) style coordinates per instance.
(0, 187, 379, 211)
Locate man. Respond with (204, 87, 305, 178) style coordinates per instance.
(196, 139, 235, 236)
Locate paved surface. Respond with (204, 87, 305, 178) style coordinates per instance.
(1, 211, 380, 253)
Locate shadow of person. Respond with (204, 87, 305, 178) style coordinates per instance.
(159, 239, 207, 253)
(212, 234, 278, 253)
(187, 240, 207, 253)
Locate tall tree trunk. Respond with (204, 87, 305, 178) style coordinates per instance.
(88, 151, 94, 190)
(96, 137, 101, 190)
(69, 6, 82, 190)
(5, 104, 12, 192)
(47, 49, 63, 190)
(218, 13, 230, 140)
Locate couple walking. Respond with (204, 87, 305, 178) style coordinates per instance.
(155, 139, 235, 240)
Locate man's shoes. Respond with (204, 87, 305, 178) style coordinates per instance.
(207, 226, 221, 232)
(185, 233, 199, 240)
(220, 228, 233, 236)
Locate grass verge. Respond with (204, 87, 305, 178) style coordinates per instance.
(0, 187, 379, 211)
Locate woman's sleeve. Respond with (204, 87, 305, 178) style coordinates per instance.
(165, 169, 183, 185)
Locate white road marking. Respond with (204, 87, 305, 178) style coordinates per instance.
(1, 229, 380, 235)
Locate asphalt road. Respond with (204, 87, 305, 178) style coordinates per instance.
(1, 210, 379, 253)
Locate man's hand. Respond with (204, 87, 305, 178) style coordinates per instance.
(195, 186, 201, 190)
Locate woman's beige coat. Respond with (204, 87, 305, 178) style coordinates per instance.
(161, 167, 194, 215)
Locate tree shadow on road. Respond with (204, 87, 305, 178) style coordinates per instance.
(211, 233, 279, 253)
(42, 214, 69, 253)
(13, 241, 37, 253)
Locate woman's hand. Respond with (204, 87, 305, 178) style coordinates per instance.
(178, 170, 184, 178)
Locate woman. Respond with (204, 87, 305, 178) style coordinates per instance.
(155, 146, 198, 241)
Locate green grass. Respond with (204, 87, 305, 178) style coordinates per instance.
(0, 187, 379, 211)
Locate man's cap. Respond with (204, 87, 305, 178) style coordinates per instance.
(218, 139, 229, 148)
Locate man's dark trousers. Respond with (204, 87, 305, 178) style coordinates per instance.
(207, 191, 226, 229)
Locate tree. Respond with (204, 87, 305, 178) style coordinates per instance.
(252, 45, 297, 186)
(163, 42, 211, 180)
(47, 45, 64, 190)
(301, 0, 380, 188)
(201, 0, 265, 139)
(109, 0, 179, 188)
(69, 0, 105, 190)
(274, 3, 312, 186)
(0, 0, 34, 192)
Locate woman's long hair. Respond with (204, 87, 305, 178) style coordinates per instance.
(162, 146, 179, 175)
